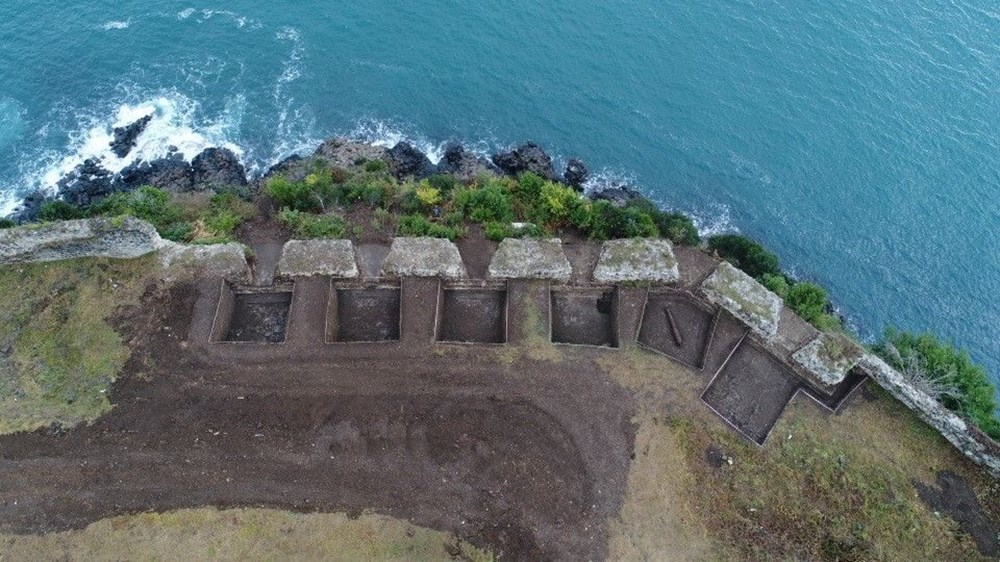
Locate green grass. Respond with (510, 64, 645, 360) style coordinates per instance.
(0, 508, 495, 562)
(0, 257, 152, 434)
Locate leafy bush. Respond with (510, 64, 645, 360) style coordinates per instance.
(160, 222, 195, 242)
(656, 212, 700, 245)
(624, 199, 700, 245)
(202, 192, 257, 238)
(343, 172, 394, 208)
(278, 209, 347, 239)
(266, 169, 338, 212)
(483, 221, 545, 242)
(456, 184, 515, 224)
(89, 186, 190, 241)
(426, 174, 459, 194)
(588, 200, 658, 240)
(414, 182, 442, 208)
(396, 214, 459, 240)
(785, 282, 828, 324)
(364, 159, 387, 173)
(707, 234, 781, 278)
(330, 166, 349, 184)
(537, 181, 583, 227)
(0, 218, 15, 229)
(875, 329, 1000, 439)
(759, 273, 791, 298)
(38, 200, 85, 222)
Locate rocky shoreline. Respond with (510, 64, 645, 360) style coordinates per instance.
(7, 116, 644, 224)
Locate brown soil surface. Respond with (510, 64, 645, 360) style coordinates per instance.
(0, 278, 637, 561)
(916, 471, 1000, 556)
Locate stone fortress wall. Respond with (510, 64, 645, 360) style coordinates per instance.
(2, 217, 997, 478)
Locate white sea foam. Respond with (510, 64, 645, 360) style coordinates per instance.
(349, 119, 448, 164)
(688, 203, 737, 237)
(101, 20, 130, 30)
(176, 7, 259, 29)
(22, 94, 243, 203)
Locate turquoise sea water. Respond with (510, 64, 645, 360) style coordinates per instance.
(0, 2, 997, 379)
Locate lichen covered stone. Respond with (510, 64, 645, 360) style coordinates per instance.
(488, 238, 572, 281)
(159, 242, 251, 282)
(860, 354, 1000, 479)
(0, 217, 163, 265)
(380, 237, 466, 278)
(592, 238, 679, 283)
(277, 239, 358, 278)
(701, 261, 782, 340)
(793, 332, 863, 386)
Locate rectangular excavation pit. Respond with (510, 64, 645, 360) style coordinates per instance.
(701, 341, 800, 445)
(212, 283, 294, 344)
(437, 286, 507, 344)
(550, 288, 619, 348)
(638, 291, 718, 369)
(327, 284, 402, 343)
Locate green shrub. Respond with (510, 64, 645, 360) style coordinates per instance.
(656, 212, 700, 245)
(537, 181, 583, 227)
(364, 159, 387, 173)
(266, 167, 338, 212)
(277, 209, 347, 239)
(760, 273, 791, 298)
(396, 214, 459, 240)
(202, 192, 257, 238)
(0, 218, 15, 229)
(38, 200, 85, 222)
(707, 234, 781, 278)
(343, 173, 394, 208)
(785, 282, 828, 325)
(89, 187, 189, 240)
(588, 200, 658, 240)
(426, 174, 459, 194)
(160, 222, 195, 243)
(875, 329, 1000, 439)
(484, 221, 515, 242)
(456, 184, 515, 224)
(330, 166, 349, 184)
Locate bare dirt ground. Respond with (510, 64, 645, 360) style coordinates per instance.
(0, 279, 637, 561)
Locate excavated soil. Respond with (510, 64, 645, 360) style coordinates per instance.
(0, 279, 637, 561)
(438, 289, 507, 344)
(226, 291, 293, 343)
(551, 289, 618, 348)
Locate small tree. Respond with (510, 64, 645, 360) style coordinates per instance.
(707, 234, 781, 278)
(786, 282, 828, 325)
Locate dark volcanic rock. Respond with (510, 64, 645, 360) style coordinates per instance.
(314, 138, 390, 168)
(589, 183, 643, 206)
(388, 142, 435, 179)
(263, 154, 306, 181)
(563, 158, 589, 191)
(438, 143, 496, 182)
(109, 114, 153, 159)
(57, 159, 116, 207)
(10, 190, 50, 224)
(118, 155, 193, 192)
(491, 142, 556, 180)
(191, 147, 247, 188)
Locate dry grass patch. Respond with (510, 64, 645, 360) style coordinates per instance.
(0, 257, 154, 434)
(669, 389, 993, 561)
(0, 508, 493, 562)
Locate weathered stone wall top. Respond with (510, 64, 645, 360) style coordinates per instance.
(277, 239, 358, 278)
(592, 238, 679, 283)
(793, 332, 863, 387)
(159, 241, 251, 282)
(380, 237, 467, 278)
(860, 354, 1000, 479)
(0, 217, 164, 265)
(488, 238, 572, 281)
(701, 261, 782, 340)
